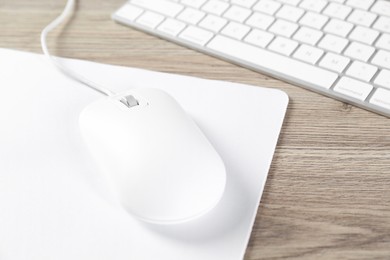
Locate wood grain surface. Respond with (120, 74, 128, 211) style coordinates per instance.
(1, 0, 390, 259)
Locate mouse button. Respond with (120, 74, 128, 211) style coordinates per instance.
(111, 90, 153, 109)
(111, 98, 149, 111)
(119, 95, 139, 108)
(117, 88, 179, 108)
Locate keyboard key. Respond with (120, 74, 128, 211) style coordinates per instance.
(348, 26, 379, 45)
(299, 0, 327, 12)
(371, 50, 390, 69)
(370, 88, 390, 110)
(275, 5, 304, 22)
(244, 29, 274, 47)
(370, 1, 390, 17)
(323, 3, 352, 20)
(293, 44, 324, 64)
(181, 0, 207, 8)
(334, 77, 373, 101)
(374, 69, 390, 89)
(319, 52, 350, 73)
(223, 5, 252, 22)
(157, 18, 186, 36)
(278, 0, 301, 6)
(136, 11, 165, 28)
(269, 19, 298, 37)
(343, 42, 375, 62)
(375, 34, 390, 51)
(131, 0, 183, 17)
(373, 17, 390, 34)
(299, 12, 328, 30)
(347, 9, 377, 27)
(324, 19, 354, 37)
(199, 14, 227, 32)
(177, 8, 206, 24)
(231, 0, 257, 8)
(202, 0, 230, 15)
(345, 0, 374, 10)
(221, 22, 251, 40)
(253, 0, 281, 15)
(318, 34, 349, 53)
(346, 61, 377, 81)
(329, 0, 345, 3)
(245, 12, 275, 30)
(115, 4, 143, 21)
(179, 26, 214, 45)
(207, 35, 338, 89)
(293, 26, 323, 45)
(268, 36, 299, 56)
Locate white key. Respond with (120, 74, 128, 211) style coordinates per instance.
(319, 52, 350, 72)
(318, 34, 349, 53)
(370, 88, 390, 110)
(346, 61, 377, 82)
(253, 0, 281, 15)
(345, 0, 374, 10)
(131, 0, 183, 17)
(207, 35, 338, 88)
(278, 0, 301, 5)
(231, 0, 257, 8)
(221, 22, 251, 40)
(115, 4, 143, 21)
(323, 3, 352, 20)
(136, 11, 165, 28)
(293, 44, 324, 64)
(334, 77, 373, 101)
(157, 18, 186, 36)
(299, 12, 328, 30)
(244, 29, 274, 47)
(269, 19, 298, 37)
(344, 42, 375, 62)
(177, 8, 206, 25)
(299, 0, 327, 13)
(370, 1, 390, 17)
(199, 14, 227, 32)
(181, 0, 207, 8)
(348, 26, 379, 45)
(373, 17, 390, 34)
(275, 5, 304, 22)
(347, 9, 377, 27)
(293, 26, 323, 45)
(179, 26, 214, 45)
(268, 37, 299, 56)
(376, 34, 390, 51)
(371, 50, 390, 69)
(245, 12, 275, 30)
(223, 5, 252, 22)
(324, 19, 354, 37)
(202, 0, 230, 15)
(374, 69, 390, 89)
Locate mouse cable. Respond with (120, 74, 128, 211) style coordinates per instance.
(40, 0, 116, 97)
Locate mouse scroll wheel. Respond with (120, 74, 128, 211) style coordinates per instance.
(120, 95, 139, 108)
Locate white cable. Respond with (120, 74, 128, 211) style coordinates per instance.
(40, 0, 116, 97)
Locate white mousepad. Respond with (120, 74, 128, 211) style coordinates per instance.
(0, 48, 288, 260)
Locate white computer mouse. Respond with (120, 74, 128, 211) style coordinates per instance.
(79, 88, 226, 224)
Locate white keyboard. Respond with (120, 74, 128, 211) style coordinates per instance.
(112, 0, 390, 117)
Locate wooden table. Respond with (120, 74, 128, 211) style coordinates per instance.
(1, 1, 389, 259)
